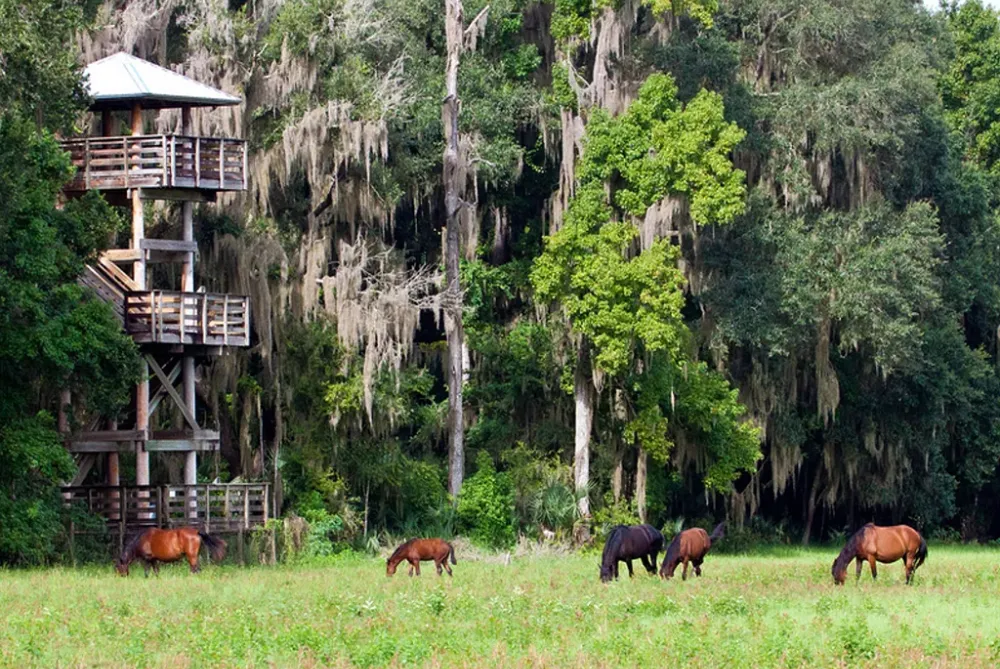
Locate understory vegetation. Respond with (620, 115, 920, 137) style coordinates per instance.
(3, 547, 1000, 667)
(7, 0, 1000, 565)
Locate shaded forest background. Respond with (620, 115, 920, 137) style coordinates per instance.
(5, 0, 1000, 563)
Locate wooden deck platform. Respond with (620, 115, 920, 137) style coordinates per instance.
(59, 134, 247, 192)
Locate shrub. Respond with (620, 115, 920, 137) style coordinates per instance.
(456, 452, 516, 549)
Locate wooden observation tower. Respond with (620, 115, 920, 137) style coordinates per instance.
(58, 53, 267, 536)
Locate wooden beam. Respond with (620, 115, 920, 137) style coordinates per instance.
(145, 354, 199, 429)
(67, 430, 146, 442)
(68, 454, 97, 486)
(103, 248, 142, 263)
(68, 442, 137, 453)
(137, 187, 215, 203)
(146, 439, 218, 452)
(150, 429, 220, 441)
(140, 239, 198, 253)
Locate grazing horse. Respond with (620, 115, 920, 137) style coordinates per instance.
(386, 538, 457, 577)
(115, 527, 226, 577)
(831, 523, 927, 585)
(659, 522, 725, 580)
(599, 524, 664, 582)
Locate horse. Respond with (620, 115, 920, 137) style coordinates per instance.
(659, 522, 725, 580)
(386, 538, 457, 577)
(831, 523, 927, 585)
(599, 524, 664, 582)
(114, 527, 226, 577)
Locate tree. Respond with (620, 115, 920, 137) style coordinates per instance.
(532, 73, 752, 523)
(443, 0, 467, 498)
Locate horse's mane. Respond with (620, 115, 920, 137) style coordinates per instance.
(663, 532, 682, 569)
(119, 529, 146, 564)
(601, 525, 626, 566)
(833, 523, 870, 575)
(388, 538, 416, 562)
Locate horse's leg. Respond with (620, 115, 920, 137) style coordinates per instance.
(681, 557, 689, 581)
(640, 554, 654, 575)
(153, 561, 160, 577)
(408, 562, 414, 577)
(444, 559, 453, 577)
(693, 559, 703, 577)
(626, 560, 634, 578)
(143, 560, 150, 578)
(855, 557, 863, 582)
(904, 553, 915, 585)
(613, 561, 619, 580)
(650, 551, 658, 573)
(189, 551, 200, 573)
(867, 555, 877, 581)
(408, 559, 417, 576)
(435, 560, 443, 576)
(414, 560, 421, 576)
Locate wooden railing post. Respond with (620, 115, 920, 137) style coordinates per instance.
(244, 486, 251, 530)
(242, 141, 248, 190)
(84, 138, 91, 190)
(219, 140, 225, 189)
(223, 298, 229, 346)
(157, 486, 164, 528)
(195, 137, 201, 188)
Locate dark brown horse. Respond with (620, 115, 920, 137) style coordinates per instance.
(115, 527, 226, 576)
(386, 538, 457, 576)
(659, 522, 725, 580)
(599, 524, 664, 582)
(832, 523, 927, 585)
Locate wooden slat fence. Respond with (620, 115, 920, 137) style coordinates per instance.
(62, 484, 269, 534)
(125, 291, 250, 346)
(59, 135, 247, 192)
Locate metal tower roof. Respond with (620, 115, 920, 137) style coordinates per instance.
(83, 53, 241, 111)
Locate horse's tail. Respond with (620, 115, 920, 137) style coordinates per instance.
(709, 522, 726, 544)
(449, 543, 457, 565)
(198, 531, 227, 563)
(914, 535, 928, 570)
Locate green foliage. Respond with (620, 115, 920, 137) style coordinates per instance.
(456, 452, 517, 548)
(942, 0, 1000, 174)
(533, 73, 745, 374)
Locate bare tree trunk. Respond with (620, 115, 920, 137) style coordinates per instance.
(444, 0, 466, 499)
(635, 448, 647, 523)
(611, 449, 623, 503)
(574, 344, 593, 518)
(802, 461, 823, 546)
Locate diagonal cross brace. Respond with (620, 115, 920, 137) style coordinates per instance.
(145, 354, 199, 430)
(149, 358, 182, 415)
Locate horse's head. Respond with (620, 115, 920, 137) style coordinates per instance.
(114, 558, 130, 577)
(599, 563, 613, 582)
(386, 559, 398, 577)
(831, 559, 846, 585)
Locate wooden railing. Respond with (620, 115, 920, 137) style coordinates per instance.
(59, 134, 247, 192)
(125, 290, 250, 347)
(62, 484, 270, 533)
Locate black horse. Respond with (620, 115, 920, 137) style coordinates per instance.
(599, 524, 665, 582)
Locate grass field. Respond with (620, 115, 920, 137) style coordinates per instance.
(2, 545, 1000, 667)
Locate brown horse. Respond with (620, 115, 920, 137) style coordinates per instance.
(386, 538, 456, 577)
(115, 527, 226, 577)
(832, 523, 927, 585)
(659, 522, 725, 580)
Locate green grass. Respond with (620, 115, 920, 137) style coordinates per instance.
(2, 545, 1000, 667)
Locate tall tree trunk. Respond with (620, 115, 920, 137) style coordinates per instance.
(635, 447, 647, 523)
(802, 461, 823, 546)
(611, 449, 624, 503)
(444, 0, 466, 499)
(574, 343, 593, 518)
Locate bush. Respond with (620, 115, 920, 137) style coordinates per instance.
(456, 452, 516, 549)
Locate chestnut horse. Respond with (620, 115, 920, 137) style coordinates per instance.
(599, 524, 664, 582)
(832, 523, 927, 585)
(386, 538, 457, 577)
(115, 527, 226, 577)
(659, 522, 725, 580)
